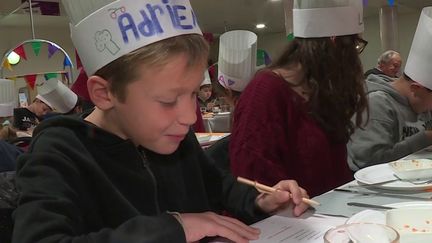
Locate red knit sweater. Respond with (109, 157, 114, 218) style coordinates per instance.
(229, 70, 353, 197)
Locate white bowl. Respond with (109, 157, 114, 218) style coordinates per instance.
(389, 159, 432, 180)
(386, 208, 432, 243)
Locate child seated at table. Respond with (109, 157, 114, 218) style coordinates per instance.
(12, 0, 310, 242)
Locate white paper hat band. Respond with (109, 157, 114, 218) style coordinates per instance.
(0, 103, 14, 117)
(70, 0, 202, 75)
(201, 70, 211, 86)
(0, 79, 15, 105)
(37, 79, 78, 113)
(404, 7, 432, 90)
(293, 7, 364, 37)
(218, 30, 257, 92)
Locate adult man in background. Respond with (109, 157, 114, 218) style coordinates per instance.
(348, 8, 432, 171)
(364, 50, 402, 79)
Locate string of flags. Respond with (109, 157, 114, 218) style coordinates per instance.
(5, 71, 69, 91)
(363, 0, 395, 6)
(1, 40, 73, 72)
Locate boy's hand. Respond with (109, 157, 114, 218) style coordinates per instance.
(180, 212, 260, 243)
(255, 180, 309, 217)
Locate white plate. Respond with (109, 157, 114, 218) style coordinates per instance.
(347, 201, 432, 224)
(354, 163, 432, 190)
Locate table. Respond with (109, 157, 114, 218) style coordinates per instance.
(224, 146, 432, 242)
(202, 112, 231, 133)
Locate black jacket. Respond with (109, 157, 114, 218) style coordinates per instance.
(12, 114, 265, 243)
(0, 140, 21, 172)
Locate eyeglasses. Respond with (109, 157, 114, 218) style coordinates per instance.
(355, 37, 368, 54)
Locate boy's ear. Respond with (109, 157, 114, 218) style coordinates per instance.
(87, 76, 115, 110)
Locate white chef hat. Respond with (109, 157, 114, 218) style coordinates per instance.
(0, 78, 16, 117)
(293, 0, 364, 38)
(61, 0, 202, 75)
(218, 30, 257, 92)
(404, 7, 432, 90)
(37, 79, 78, 113)
(201, 70, 211, 86)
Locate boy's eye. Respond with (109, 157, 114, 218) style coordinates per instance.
(159, 100, 177, 107)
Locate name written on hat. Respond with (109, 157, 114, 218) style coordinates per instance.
(70, 0, 202, 75)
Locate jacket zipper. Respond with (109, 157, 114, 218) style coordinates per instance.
(137, 148, 160, 214)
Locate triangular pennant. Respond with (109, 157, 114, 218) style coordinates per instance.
(363, 0, 368, 6)
(14, 45, 27, 60)
(2, 59, 13, 71)
(31, 41, 42, 56)
(63, 56, 72, 68)
(24, 74, 37, 90)
(286, 33, 294, 42)
(388, 0, 394, 6)
(75, 49, 83, 70)
(44, 73, 58, 80)
(256, 49, 265, 67)
(48, 43, 59, 59)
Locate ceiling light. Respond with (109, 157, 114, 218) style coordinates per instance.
(256, 24, 266, 29)
(7, 51, 20, 65)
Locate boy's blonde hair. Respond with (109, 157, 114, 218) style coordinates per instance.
(95, 34, 209, 102)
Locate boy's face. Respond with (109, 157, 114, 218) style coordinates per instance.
(111, 54, 205, 154)
(198, 85, 212, 101)
(34, 100, 52, 117)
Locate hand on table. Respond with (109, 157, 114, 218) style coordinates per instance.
(181, 212, 260, 243)
(255, 180, 310, 217)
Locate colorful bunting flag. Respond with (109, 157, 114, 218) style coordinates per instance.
(31, 41, 42, 56)
(63, 56, 72, 68)
(14, 45, 27, 60)
(286, 33, 294, 41)
(48, 43, 59, 59)
(363, 0, 368, 6)
(388, 0, 395, 6)
(44, 73, 58, 80)
(24, 74, 37, 90)
(2, 59, 13, 71)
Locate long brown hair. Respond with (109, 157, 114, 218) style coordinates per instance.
(269, 35, 368, 143)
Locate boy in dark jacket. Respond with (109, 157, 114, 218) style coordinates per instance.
(12, 0, 310, 242)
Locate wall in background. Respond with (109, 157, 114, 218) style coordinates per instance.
(257, 10, 421, 73)
(0, 8, 424, 96)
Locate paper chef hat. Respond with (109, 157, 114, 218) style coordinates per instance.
(61, 0, 202, 75)
(218, 30, 257, 92)
(405, 7, 432, 90)
(37, 79, 78, 113)
(0, 78, 16, 117)
(201, 70, 211, 86)
(293, 0, 364, 38)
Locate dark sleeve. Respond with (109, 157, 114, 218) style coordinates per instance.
(0, 141, 20, 172)
(191, 133, 268, 224)
(12, 128, 185, 243)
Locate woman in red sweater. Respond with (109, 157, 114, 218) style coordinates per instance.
(230, 0, 368, 197)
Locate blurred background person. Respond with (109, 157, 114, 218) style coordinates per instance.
(364, 50, 402, 79)
(348, 7, 432, 171)
(229, 0, 368, 197)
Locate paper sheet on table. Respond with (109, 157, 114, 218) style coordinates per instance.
(211, 213, 346, 243)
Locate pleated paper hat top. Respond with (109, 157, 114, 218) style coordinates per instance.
(61, 0, 202, 75)
(37, 79, 78, 113)
(218, 30, 257, 92)
(0, 78, 15, 117)
(293, 0, 364, 37)
(405, 7, 432, 90)
(201, 70, 211, 86)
